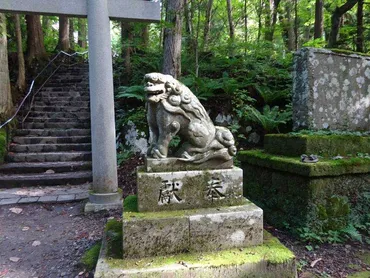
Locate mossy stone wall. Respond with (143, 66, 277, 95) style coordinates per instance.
(0, 129, 7, 164)
(240, 151, 370, 233)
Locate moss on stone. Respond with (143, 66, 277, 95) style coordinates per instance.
(358, 250, 370, 265)
(123, 198, 251, 221)
(238, 150, 370, 177)
(123, 195, 138, 212)
(81, 242, 102, 270)
(105, 219, 123, 258)
(0, 129, 7, 164)
(264, 134, 370, 157)
(106, 231, 294, 269)
(348, 271, 370, 278)
(240, 159, 370, 233)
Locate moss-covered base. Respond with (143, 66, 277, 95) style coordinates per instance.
(0, 129, 7, 164)
(95, 223, 296, 278)
(264, 134, 370, 157)
(239, 151, 370, 233)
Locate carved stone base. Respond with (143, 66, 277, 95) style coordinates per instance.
(123, 201, 263, 258)
(145, 157, 233, 172)
(137, 166, 244, 212)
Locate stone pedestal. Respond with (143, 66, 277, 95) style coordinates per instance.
(95, 157, 296, 277)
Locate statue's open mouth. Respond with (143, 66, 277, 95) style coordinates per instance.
(144, 82, 165, 95)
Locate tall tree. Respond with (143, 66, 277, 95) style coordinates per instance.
(162, 0, 184, 78)
(226, 0, 235, 56)
(356, 0, 364, 52)
(56, 16, 70, 51)
(0, 13, 13, 118)
(77, 18, 87, 48)
(202, 0, 214, 51)
(14, 14, 26, 92)
(328, 0, 358, 48)
(26, 15, 47, 63)
(69, 18, 75, 49)
(314, 0, 324, 39)
(121, 22, 134, 85)
(265, 0, 282, 41)
(281, 0, 295, 51)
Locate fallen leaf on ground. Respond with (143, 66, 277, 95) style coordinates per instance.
(9, 257, 20, 262)
(310, 258, 322, 267)
(32, 241, 41, 247)
(22, 227, 30, 231)
(45, 169, 55, 174)
(9, 208, 22, 214)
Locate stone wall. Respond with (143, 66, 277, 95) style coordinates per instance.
(293, 48, 370, 131)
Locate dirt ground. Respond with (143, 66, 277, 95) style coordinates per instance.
(0, 202, 121, 278)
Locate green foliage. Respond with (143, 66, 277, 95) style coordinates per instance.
(317, 195, 350, 231)
(116, 144, 133, 166)
(236, 104, 292, 133)
(0, 129, 7, 164)
(123, 195, 138, 212)
(81, 242, 101, 271)
(105, 219, 123, 258)
(116, 85, 145, 102)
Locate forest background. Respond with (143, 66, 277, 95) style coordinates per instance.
(0, 0, 369, 159)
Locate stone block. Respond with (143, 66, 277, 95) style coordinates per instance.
(293, 48, 370, 131)
(0, 198, 20, 205)
(96, 230, 296, 278)
(123, 202, 263, 258)
(137, 167, 244, 212)
(239, 150, 370, 233)
(18, 197, 40, 204)
(145, 157, 233, 172)
(189, 205, 263, 252)
(123, 215, 189, 258)
(39, 196, 58, 203)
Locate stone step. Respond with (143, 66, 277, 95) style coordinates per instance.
(12, 136, 91, 144)
(38, 91, 89, 98)
(25, 117, 90, 123)
(32, 105, 90, 113)
(10, 143, 91, 153)
(0, 171, 92, 188)
(0, 161, 92, 174)
(14, 128, 90, 137)
(7, 151, 92, 162)
(34, 101, 90, 107)
(44, 82, 89, 87)
(34, 96, 90, 102)
(27, 111, 90, 118)
(23, 122, 90, 129)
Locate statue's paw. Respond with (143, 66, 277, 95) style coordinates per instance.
(178, 151, 194, 161)
(152, 148, 166, 159)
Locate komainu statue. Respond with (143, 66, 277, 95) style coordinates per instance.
(144, 73, 237, 164)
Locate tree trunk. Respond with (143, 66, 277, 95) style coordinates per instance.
(162, 0, 184, 78)
(244, 0, 248, 54)
(0, 13, 13, 118)
(356, 0, 364, 52)
(121, 22, 134, 85)
(226, 0, 235, 56)
(69, 18, 75, 49)
(328, 0, 358, 48)
(257, 0, 263, 41)
(140, 24, 149, 51)
(265, 0, 281, 41)
(184, 0, 195, 55)
(78, 18, 87, 48)
(14, 14, 26, 92)
(281, 1, 295, 51)
(314, 0, 324, 39)
(202, 0, 213, 51)
(26, 15, 47, 63)
(56, 16, 70, 51)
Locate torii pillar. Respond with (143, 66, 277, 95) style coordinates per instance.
(0, 0, 160, 212)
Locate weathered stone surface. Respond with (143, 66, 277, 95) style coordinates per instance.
(123, 215, 189, 258)
(189, 204, 263, 252)
(96, 230, 296, 278)
(293, 48, 370, 131)
(123, 202, 263, 258)
(137, 167, 244, 212)
(240, 153, 370, 233)
(145, 157, 233, 172)
(144, 73, 236, 163)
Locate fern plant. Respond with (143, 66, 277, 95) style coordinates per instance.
(116, 85, 145, 101)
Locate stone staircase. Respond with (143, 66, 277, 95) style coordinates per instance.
(0, 64, 92, 188)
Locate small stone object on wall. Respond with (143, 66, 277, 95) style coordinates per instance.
(144, 73, 237, 164)
(293, 48, 370, 131)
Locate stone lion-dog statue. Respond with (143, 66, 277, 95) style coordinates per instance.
(144, 72, 237, 164)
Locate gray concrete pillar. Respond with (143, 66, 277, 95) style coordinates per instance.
(85, 0, 121, 212)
